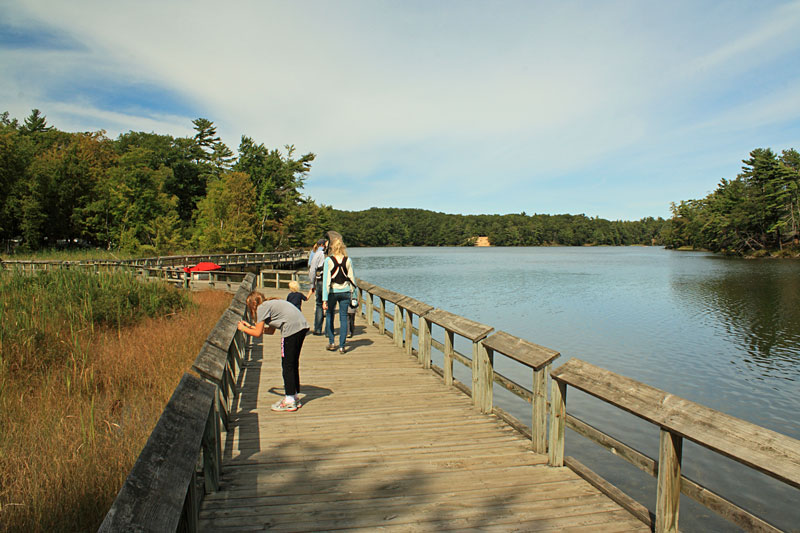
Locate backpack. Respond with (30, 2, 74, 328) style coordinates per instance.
(329, 256, 352, 286)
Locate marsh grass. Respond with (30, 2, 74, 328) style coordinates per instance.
(0, 271, 232, 532)
(0, 249, 137, 262)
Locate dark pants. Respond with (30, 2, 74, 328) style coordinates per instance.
(314, 279, 325, 334)
(281, 328, 308, 396)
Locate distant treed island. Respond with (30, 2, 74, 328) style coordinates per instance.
(1, 110, 798, 256)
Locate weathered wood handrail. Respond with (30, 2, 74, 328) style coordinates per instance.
(355, 279, 560, 448)
(258, 268, 303, 289)
(100, 272, 257, 531)
(98, 373, 216, 532)
(354, 279, 798, 533)
(482, 331, 560, 453)
(549, 358, 799, 533)
(423, 308, 494, 411)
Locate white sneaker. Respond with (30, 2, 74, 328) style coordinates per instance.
(271, 399, 298, 412)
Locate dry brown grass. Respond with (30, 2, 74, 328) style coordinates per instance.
(0, 290, 232, 533)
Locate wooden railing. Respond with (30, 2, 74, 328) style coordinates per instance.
(124, 250, 305, 269)
(0, 250, 306, 273)
(99, 273, 257, 531)
(259, 269, 302, 289)
(549, 359, 799, 533)
(354, 278, 800, 533)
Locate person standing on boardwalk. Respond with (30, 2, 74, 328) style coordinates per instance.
(286, 280, 312, 310)
(322, 239, 357, 353)
(308, 238, 327, 335)
(238, 292, 309, 412)
(346, 294, 357, 338)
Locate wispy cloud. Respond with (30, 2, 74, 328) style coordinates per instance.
(2, 0, 799, 219)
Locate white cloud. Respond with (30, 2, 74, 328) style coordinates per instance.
(2, 0, 800, 219)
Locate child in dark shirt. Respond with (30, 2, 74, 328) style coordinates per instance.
(286, 280, 312, 310)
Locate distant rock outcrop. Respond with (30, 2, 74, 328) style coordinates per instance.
(475, 236, 490, 247)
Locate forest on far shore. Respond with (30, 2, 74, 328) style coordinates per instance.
(1, 109, 797, 255)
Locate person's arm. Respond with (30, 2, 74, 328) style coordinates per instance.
(347, 258, 357, 297)
(305, 287, 313, 299)
(238, 320, 267, 337)
(308, 251, 322, 288)
(308, 254, 316, 287)
(322, 257, 331, 309)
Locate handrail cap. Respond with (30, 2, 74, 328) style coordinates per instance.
(396, 296, 434, 317)
(368, 285, 407, 304)
(425, 308, 493, 342)
(192, 341, 227, 383)
(98, 373, 214, 532)
(355, 278, 376, 291)
(483, 330, 560, 370)
(551, 358, 800, 490)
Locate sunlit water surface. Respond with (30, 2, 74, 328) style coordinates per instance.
(347, 246, 800, 532)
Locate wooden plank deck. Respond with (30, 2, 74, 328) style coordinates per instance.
(198, 288, 649, 532)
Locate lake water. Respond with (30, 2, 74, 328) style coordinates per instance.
(347, 246, 800, 532)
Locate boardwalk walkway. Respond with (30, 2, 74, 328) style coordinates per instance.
(198, 288, 648, 532)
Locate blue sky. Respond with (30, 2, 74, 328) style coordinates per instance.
(2, 1, 799, 220)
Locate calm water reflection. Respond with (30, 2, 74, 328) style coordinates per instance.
(349, 246, 800, 532)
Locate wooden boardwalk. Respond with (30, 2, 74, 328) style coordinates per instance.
(198, 289, 648, 532)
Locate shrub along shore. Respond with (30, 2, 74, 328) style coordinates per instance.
(0, 270, 232, 532)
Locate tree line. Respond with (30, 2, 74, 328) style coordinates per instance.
(0, 109, 333, 254)
(8, 109, 793, 255)
(329, 208, 668, 247)
(662, 148, 800, 255)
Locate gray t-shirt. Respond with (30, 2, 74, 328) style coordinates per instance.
(256, 299, 309, 338)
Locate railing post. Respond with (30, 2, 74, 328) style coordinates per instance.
(379, 297, 386, 335)
(393, 304, 403, 348)
(366, 291, 374, 328)
(202, 404, 221, 493)
(532, 363, 550, 453)
(656, 429, 683, 533)
(472, 342, 481, 410)
(420, 316, 431, 368)
(404, 310, 414, 356)
(179, 469, 199, 532)
(478, 343, 493, 413)
(444, 329, 454, 386)
(548, 378, 567, 466)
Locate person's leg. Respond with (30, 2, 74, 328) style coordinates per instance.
(293, 329, 307, 398)
(280, 337, 298, 397)
(325, 296, 336, 347)
(273, 336, 300, 411)
(348, 310, 355, 338)
(314, 280, 324, 334)
(337, 292, 349, 349)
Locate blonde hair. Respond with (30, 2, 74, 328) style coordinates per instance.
(329, 239, 346, 256)
(288, 280, 300, 292)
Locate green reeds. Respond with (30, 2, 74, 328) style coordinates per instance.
(0, 272, 228, 532)
(0, 270, 188, 378)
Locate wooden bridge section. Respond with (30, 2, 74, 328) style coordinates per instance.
(100, 266, 800, 533)
(196, 287, 647, 532)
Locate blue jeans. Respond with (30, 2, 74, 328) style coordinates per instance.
(326, 291, 350, 348)
(314, 279, 325, 334)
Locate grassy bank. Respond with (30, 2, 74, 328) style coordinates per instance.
(0, 271, 232, 532)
